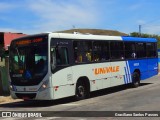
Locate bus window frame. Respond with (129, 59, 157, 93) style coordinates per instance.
(146, 42, 157, 58)
(51, 38, 158, 67)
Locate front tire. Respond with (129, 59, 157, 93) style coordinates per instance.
(132, 72, 140, 88)
(75, 81, 89, 100)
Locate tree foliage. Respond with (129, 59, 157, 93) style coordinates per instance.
(0, 47, 5, 57)
(130, 32, 160, 49)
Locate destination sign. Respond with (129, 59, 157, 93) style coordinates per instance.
(15, 38, 43, 45)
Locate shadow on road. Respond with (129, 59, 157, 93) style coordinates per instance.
(0, 97, 75, 108)
(0, 83, 152, 108)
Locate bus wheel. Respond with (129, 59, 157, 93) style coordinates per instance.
(75, 81, 89, 100)
(132, 72, 140, 88)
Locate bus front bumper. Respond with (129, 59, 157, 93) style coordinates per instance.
(10, 87, 53, 100)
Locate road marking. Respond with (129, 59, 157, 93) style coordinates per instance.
(62, 103, 80, 106)
(33, 117, 61, 120)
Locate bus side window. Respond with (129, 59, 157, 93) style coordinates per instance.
(50, 47, 56, 70)
(93, 42, 101, 62)
(136, 43, 146, 58)
(73, 41, 80, 63)
(110, 42, 124, 60)
(73, 41, 92, 63)
(125, 42, 136, 59)
(146, 43, 157, 58)
(102, 42, 110, 61)
(92, 41, 110, 61)
(56, 47, 69, 65)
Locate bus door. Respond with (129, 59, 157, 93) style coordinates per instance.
(50, 39, 73, 87)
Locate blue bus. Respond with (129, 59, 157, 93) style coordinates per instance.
(9, 33, 158, 100)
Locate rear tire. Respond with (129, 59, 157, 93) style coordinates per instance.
(132, 72, 140, 88)
(75, 81, 89, 100)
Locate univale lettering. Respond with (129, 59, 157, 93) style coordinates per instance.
(94, 66, 120, 75)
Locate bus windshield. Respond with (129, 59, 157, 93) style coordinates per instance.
(9, 36, 48, 86)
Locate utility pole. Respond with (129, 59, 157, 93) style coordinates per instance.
(139, 25, 141, 37)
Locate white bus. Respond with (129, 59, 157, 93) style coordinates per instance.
(9, 33, 158, 100)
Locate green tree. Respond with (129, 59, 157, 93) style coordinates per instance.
(0, 47, 5, 59)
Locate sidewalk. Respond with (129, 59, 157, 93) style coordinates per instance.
(0, 96, 21, 104)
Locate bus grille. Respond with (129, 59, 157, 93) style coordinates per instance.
(15, 93, 36, 99)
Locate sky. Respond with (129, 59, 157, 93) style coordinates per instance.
(1, 0, 160, 35)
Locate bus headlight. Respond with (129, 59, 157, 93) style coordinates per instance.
(9, 85, 13, 91)
(9, 85, 16, 91)
(39, 80, 49, 91)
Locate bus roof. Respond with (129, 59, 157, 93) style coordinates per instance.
(50, 33, 122, 41)
(49, 33, 157, 42)
(122, 36, 157, 42)
(12, 32, 157, 43)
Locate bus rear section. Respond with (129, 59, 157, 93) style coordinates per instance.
(122, 37, 158, 81)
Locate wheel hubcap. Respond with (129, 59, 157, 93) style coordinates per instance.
(78, 86, 85, 97)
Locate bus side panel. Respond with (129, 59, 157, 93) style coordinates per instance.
(147, 58, 158, 78)
(52, 67, 75, 99)
(110, 61, 127, 86)
(53, 84, 75, 99)
(72, 62, 128, 91)
(91, 63, 111, 91)
(127, 59, 157, 80)
(72, 64, 105, 92)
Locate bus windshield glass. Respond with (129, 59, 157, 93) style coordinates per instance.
(9, 35, 48, 86)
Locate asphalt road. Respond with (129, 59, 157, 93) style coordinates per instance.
(0, 75, 160, 120)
